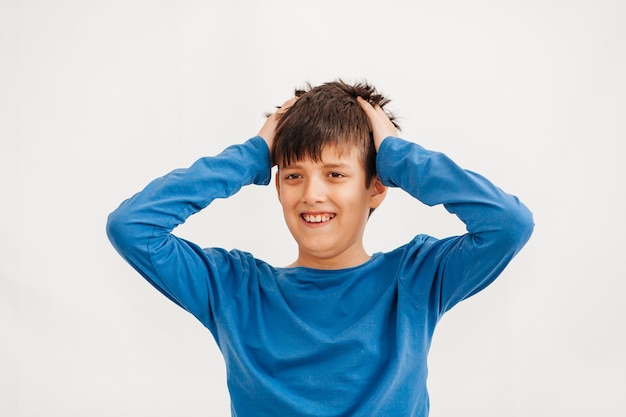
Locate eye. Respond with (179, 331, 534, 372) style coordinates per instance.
(328, 172, 345, 179)
(284, 173, 302, 180)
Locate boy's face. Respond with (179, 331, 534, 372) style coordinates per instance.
(275, 145, 387, 269)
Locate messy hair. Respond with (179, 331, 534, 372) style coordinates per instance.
(271, 80, 399, 187)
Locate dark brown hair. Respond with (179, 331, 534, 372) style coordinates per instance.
(271, 80, 399, 186)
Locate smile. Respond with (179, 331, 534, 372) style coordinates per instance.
(302, 213, 336, 223)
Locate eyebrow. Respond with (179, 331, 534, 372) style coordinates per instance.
(281, 161, 353, 170)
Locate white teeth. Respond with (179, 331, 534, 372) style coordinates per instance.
(303, 214, 334, 223)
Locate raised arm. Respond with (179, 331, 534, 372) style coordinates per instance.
(358, 97, 534, 315)
(106, 137, 272, 326)
(106, 100, 296, 327)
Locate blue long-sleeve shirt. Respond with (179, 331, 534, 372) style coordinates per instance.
(107, 136, 533, 416)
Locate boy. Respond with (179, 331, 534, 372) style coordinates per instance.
(107, 80, 533, 416)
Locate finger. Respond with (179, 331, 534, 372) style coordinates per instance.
(356, 96, 376, 116)
(357, 97, 390, 126)
(373, 104, 398, 134)
(276, 97, 298, 114)
(374, 104, 387, 118)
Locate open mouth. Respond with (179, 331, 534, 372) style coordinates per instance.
(301, 213, 336, 224)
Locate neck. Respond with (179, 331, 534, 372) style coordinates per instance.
(288, 249, 371, 270)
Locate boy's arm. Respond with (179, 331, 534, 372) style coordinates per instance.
(106, 138, 272, 326)
(358, 98, 534, 315)
(106, 99, 295, 326)
(378, 137, 534, 313)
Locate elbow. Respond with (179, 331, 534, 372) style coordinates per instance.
(106, 206, 124, 249)
(106, 199, 159, 260)
(520, 205, 535, 243)
(106, 203, 135, 253)
(473, 198, 534, 256)
(500, 200, 534, 253)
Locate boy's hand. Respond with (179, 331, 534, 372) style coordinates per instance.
(357, 96, 398, 151)
(258, 97, 298, 160)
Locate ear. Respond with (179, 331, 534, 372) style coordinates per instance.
(368, 176, 387, 209)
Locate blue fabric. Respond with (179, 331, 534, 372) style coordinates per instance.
(107, 136, 533, 416)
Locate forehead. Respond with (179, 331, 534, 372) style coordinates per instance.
(279, 145, 363, 169)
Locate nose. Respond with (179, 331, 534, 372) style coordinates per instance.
(302, 175, 326, 204)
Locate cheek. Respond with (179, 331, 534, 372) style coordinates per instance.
(343, 188, 371, 206)
(277, 188, 298, 210)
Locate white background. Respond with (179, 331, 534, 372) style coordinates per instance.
(2, 0, 625, 416)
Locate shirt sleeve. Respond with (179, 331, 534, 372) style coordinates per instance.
(106, 136, 271, 329)
(376, 136, 534, 316)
